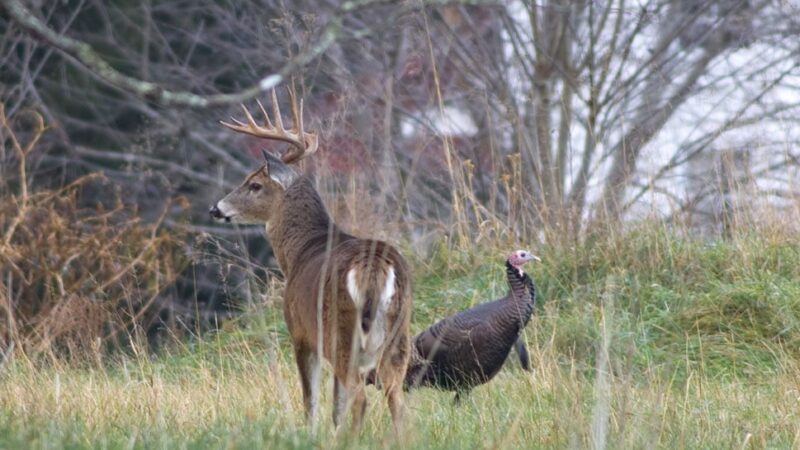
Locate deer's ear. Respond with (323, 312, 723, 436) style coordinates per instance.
(262, 149, 297, 190)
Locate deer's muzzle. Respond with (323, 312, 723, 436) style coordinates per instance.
(209, 204, 231, 223)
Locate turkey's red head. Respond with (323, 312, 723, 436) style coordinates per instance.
(507, 249, 541, 275)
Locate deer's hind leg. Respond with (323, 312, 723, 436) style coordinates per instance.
(350, 381, 368, 432)
(333, 375, 368, 432)
(378, 367, 406, 433)
(295, 345, 321, 429)
(378, 339, 409, 433)
(333, 376, 348, 428)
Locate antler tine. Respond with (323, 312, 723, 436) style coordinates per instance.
(219, 86, 318, 164)
(270, 88, 283, 131)
(297, 98, 305, 141)
(218, 116, 248, 132)
(256, 99, 273, 129)
(240, 103, 259, 129)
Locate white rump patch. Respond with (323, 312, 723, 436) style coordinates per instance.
(347, 266, 397, 373)
(346, 269, 362, 307)
(380, 267, 396, 307)
(346, 267, 395, 308)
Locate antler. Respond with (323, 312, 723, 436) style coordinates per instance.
(220, 87, 318, 164)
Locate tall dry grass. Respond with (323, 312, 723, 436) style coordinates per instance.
(1, 272, 799, 449)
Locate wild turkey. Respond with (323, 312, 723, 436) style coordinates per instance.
(404, 249, 540, 402)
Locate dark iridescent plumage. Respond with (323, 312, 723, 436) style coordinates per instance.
(404, 256, 537, 401)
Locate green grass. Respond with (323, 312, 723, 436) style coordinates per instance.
(2, 224, 800, 449)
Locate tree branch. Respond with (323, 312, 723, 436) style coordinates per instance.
(3, 0, 498, 108)
(0, 0, 383, 107)
(593, 47, 719, 224)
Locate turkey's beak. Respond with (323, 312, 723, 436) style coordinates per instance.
(529, 254, 541, 263)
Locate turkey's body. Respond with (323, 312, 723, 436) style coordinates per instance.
(404, 260, 536, 397)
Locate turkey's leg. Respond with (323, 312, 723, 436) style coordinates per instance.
(514, 336, 532, 371)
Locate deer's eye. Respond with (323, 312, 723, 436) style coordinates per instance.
(249, 182, 262, 192)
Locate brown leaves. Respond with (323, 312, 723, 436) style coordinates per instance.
(0, 105, 188, 362)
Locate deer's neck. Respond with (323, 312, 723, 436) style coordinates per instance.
(267, 177, 341, 274)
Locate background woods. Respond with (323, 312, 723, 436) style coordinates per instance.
(2, 0, 800, 351)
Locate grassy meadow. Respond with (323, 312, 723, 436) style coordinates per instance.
(2, 223, 800, 449)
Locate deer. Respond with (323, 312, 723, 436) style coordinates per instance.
(209, 88, 412, 433)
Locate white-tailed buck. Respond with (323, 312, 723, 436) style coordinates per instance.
(209, 88, 412, 432)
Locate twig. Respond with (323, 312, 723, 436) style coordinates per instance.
(1, 0, 489, 107)
(0, 104, 45, 248)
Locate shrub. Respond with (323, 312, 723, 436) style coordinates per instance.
(0, 105, 188, 361)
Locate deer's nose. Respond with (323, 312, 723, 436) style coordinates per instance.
(209, 205, 224, 220)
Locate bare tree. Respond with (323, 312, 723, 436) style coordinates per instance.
(2, 0, 800, 313)
(429, 1, 800, 237)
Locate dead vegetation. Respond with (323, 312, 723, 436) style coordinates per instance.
(0, 104, 188, 361)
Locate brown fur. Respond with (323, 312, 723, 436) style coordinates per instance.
(213, 164, 412, 432)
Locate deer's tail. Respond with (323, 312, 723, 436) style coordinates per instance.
(346, 263, 396, 371)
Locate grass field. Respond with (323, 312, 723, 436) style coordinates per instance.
(2, 224, 800, 449)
